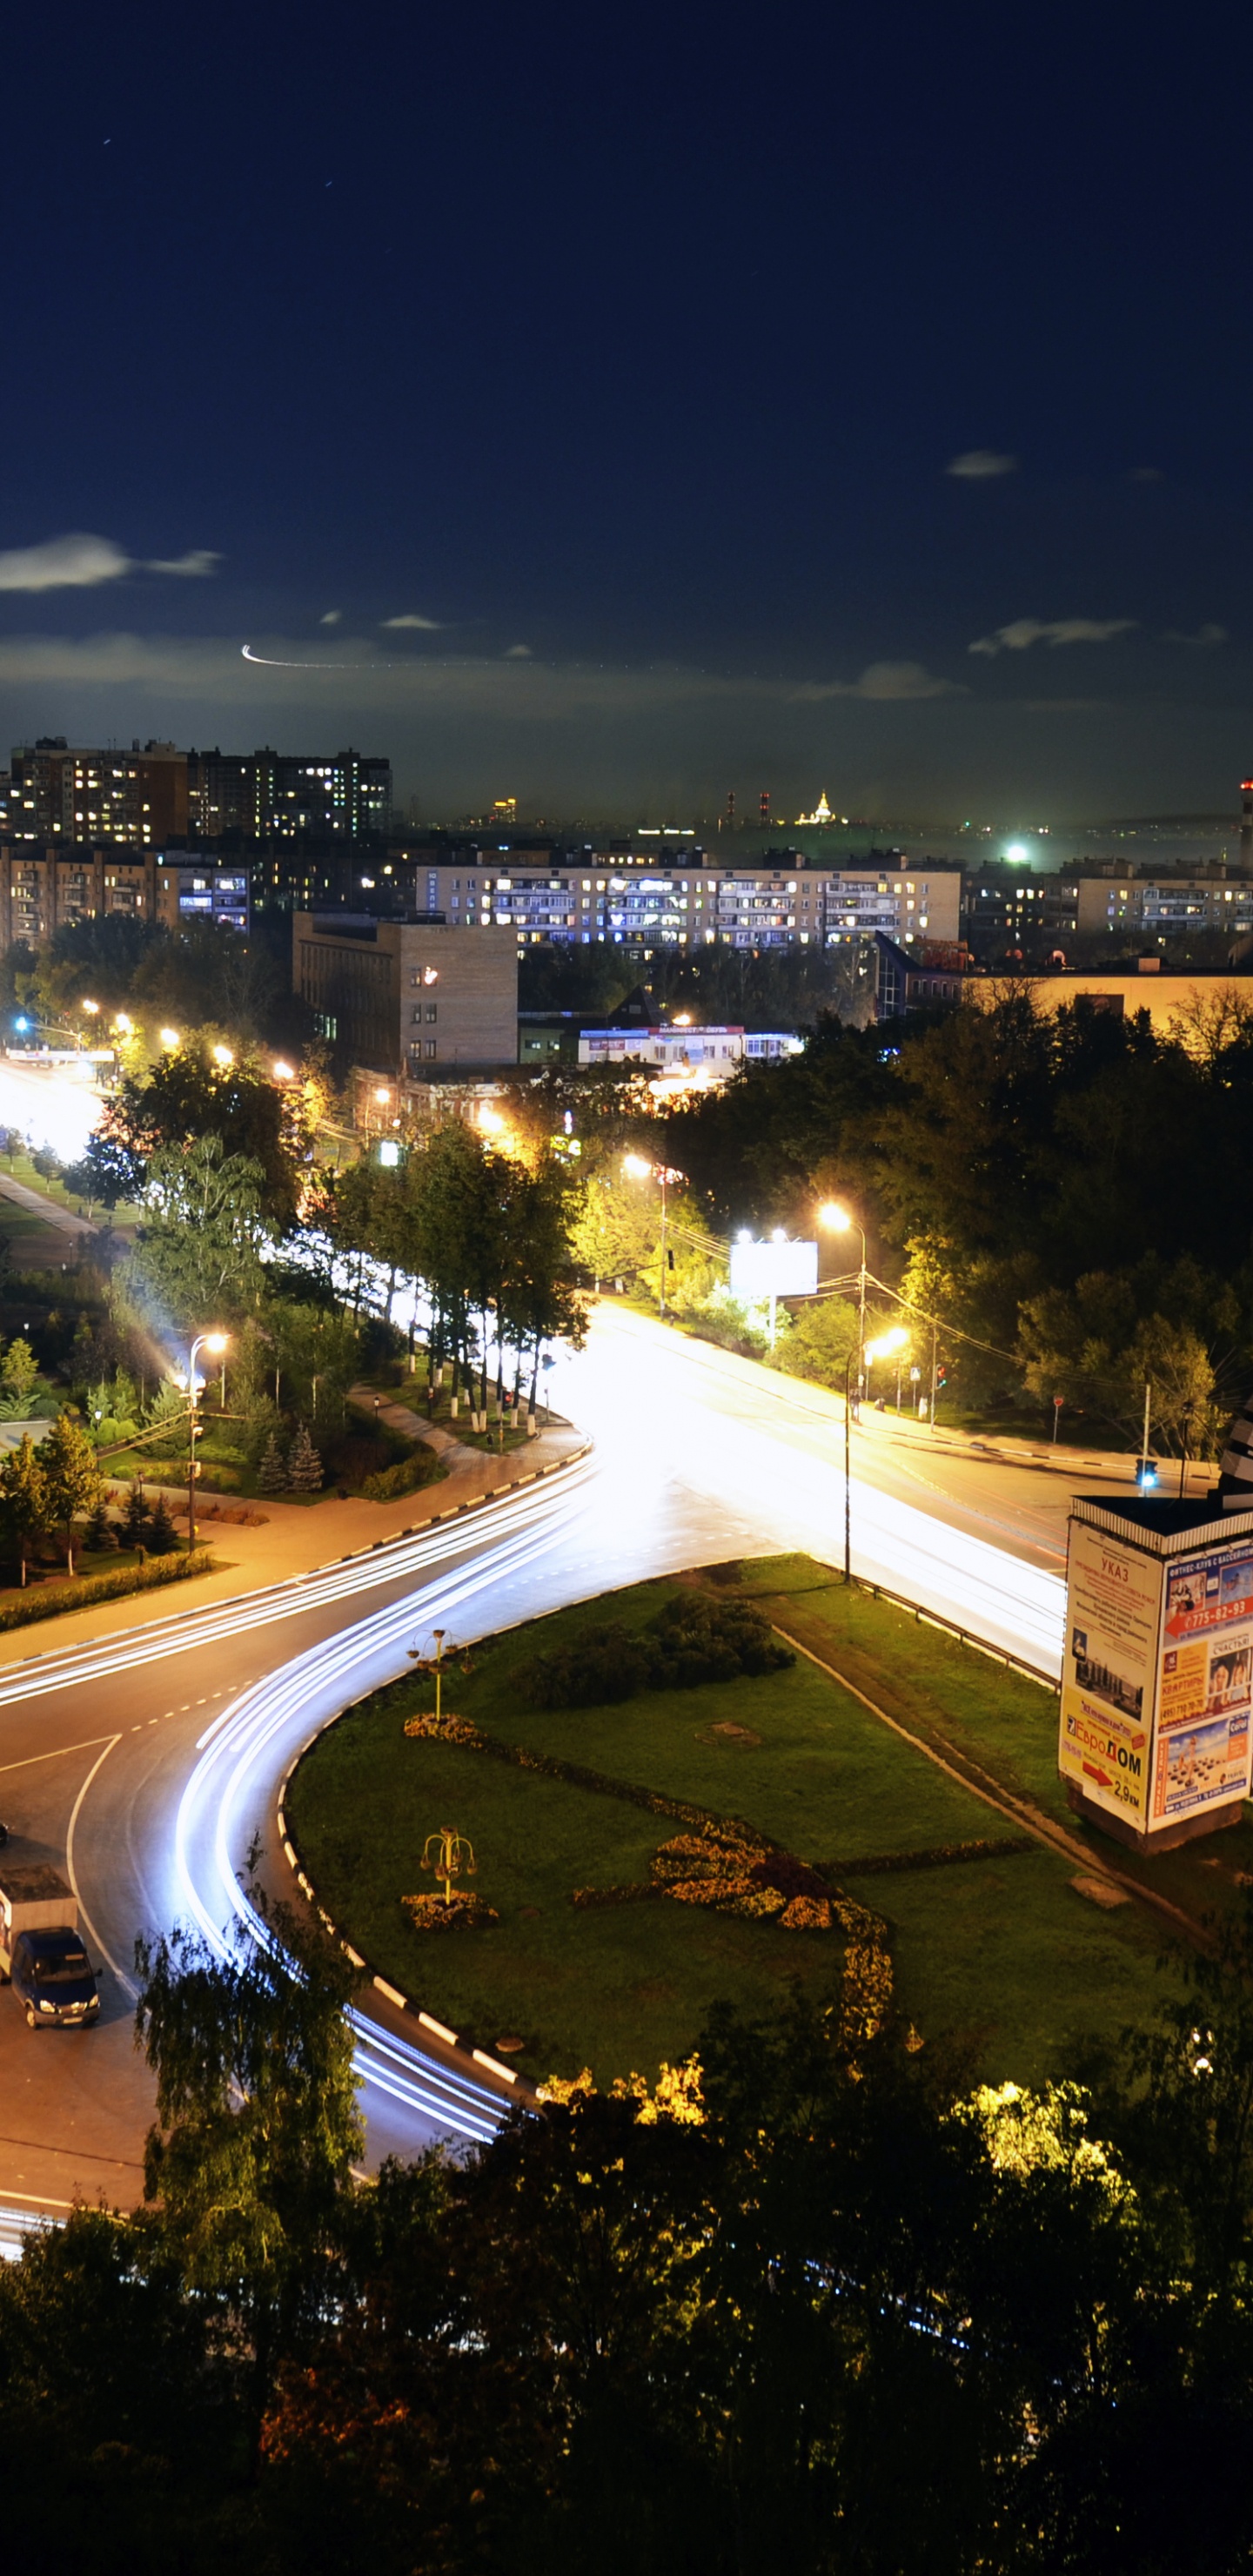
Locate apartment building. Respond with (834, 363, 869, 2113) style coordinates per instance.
(0, 848, 250, 948)
(962, 863, 1081, 957)
(292, 913, 518, 1077)
(0, 740, 188, 846)
(375, 851, 962, 952)
(188, 748, 392, 842)
(1075, 872, 1253, 939)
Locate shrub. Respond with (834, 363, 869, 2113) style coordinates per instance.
(519, 1592, 794, 1710)
(361, 1446, 446, 1502)
(647, 1592, 794, 1687)
(520, 1620, 657, 1708)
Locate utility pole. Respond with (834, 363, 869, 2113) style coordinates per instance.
(843, 1350, 854, 1585)
(928, 1318, 938, 1432)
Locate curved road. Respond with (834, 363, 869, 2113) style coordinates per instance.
(0, 1301, 1149, 2229)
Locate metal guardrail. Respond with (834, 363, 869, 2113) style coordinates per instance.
(848, 1572, 1060, 1692)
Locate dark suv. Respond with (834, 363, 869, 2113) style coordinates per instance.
(10, 1929, 99, 2029)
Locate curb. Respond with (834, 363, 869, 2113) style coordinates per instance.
(4, 1438, 593, 1666)
(274, 1754, 539, 2108)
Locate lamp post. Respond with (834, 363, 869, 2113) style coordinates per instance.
(864, 1326, 908, 1408)
(818, 1202, 867, 1396)
(187, 1331, 227, 1551)
(623, 1154, 675, 1317)
(843, 1350, 854, 1585)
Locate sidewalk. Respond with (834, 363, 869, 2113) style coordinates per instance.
(0, 1171, 92, 1236)
(0, 1414, 587, 1672)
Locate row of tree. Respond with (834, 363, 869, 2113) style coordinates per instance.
(9, 1886, 1253, 2571)
(666, 983, 1253, 1448)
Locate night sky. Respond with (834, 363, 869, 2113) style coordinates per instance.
(3, 2, 1252, 828)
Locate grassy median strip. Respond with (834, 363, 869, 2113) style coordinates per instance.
(287, 1556, 1193, 2089)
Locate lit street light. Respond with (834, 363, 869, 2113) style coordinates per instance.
(159, 1027, 180, 1050)
(187, 1331, 227, 1551)
(623, 1153, 677, 1317)
(818, 1201, 867, 1390)
(864, 1326, 908, 1408)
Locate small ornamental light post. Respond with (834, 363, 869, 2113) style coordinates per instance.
(420, 1824, 477, 1909)
(408, 1627, 447, 1723)
(187, 1330, 227, 1552)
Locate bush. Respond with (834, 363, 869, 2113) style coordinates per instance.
(519, 1593, 794, 1709)
(0, 1547, 215, 1632)
(647, 1593, 794, 1687)
(361, 1446, 446, 1502)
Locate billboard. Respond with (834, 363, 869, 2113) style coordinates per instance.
(1059, 1515, 1253, 1838)
(728, 1238, 819, 1302)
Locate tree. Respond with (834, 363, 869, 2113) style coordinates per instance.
(0, 1434, 51, 1584)
(286, 1423, 323, 1492)
(133, 1875, 363, 2469)
(123, 1479, 151, 1546)
(39, 1411, 104, 1566)
(83, 1494, 118, 1553)
(126, 1135, 271, 1332)
(0, 1336, 39, 1415)
(146, 1491, 180, 1554)
(257, 1432, 288, 1494)
(102, 1036, 302, 1227)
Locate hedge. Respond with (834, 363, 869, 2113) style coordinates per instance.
(362, 1447, 447, 1502)
(0, 1546, 217, 1633)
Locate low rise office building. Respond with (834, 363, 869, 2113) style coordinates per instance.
(292, 911, 519, 1083)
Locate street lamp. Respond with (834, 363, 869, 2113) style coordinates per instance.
(818, 1201, 867, 1391)
(187, 1331, 227, 1550)
(623, 1152, 674, 1316)
(864, 1326, 908, 1405)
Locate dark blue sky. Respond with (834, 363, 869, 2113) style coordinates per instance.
(3, 0, 1251, 824)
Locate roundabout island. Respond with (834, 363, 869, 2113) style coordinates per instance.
(283, 1553, 1184, 2095)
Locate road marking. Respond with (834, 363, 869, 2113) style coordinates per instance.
(64, 1736, 133, 1992)
(0, 1733, 115, 1775)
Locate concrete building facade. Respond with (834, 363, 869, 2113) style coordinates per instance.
(0, 847, 250, 946)
(292, 912, 519, 1077)
(375, 851, 963, 953)
(0, 741, 188, 847)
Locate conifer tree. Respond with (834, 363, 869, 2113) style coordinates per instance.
(286, 1422, 324, 1493)
(123, 1479, 151, 1546)
(84, 1496, 118, 1553)
(256, 1432, 288, 1494)
(146, 1492, 180, 1554)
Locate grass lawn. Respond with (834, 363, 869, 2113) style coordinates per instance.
(288, 1555, 1198, 2093)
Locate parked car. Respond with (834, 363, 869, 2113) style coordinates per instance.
(9, 1929, 99, 2029)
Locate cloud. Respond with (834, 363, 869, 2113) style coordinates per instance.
(1163, 621, 1227, 648)
(0, 533, 130, 592)
(504, 642, 533, 658)
(797, 660, 964, 703)
(381, 612, 442, 629)
(946, 449, 1018, 480)
(969, 616, 1136, 657)
(144, 548, 220, 577)
(319, 609, 342, 625)
(0, 533, 220, 592)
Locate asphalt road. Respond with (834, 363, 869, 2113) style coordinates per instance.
(0, 1298, 1166, 2224)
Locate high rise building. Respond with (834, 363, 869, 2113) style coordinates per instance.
(0, 740, 188, 845)
(187, 747, 391, 841)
